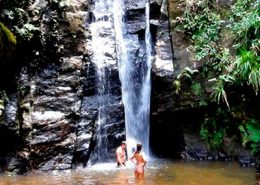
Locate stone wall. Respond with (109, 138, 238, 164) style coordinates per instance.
(0, 0, 255, 174)
(0, 0, 172, 173)
(150, 0, 256, 167)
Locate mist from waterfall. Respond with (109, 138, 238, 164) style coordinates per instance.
(114, 0, 152, 158)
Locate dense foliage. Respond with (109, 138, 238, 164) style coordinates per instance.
(0, 0, 66, 72)
(239, 119, 260, 154)
(173, 0, 260, 153)
(0, 0, 63, 117)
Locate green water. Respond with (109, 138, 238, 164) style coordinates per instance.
(0, 160, 255, 185)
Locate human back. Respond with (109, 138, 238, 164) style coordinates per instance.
(133, 151, 146, 165)
(130, 143, 146, 178)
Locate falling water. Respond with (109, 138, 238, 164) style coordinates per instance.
(90, 0, 115, 162)
(143, 0, 152, 157)
(114, 0, 152, 158)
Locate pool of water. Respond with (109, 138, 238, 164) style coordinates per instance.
(0, 160, 255, 185)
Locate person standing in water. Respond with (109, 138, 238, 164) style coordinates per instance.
(130, 143, 146, 178)
(116, 141, 127, 167)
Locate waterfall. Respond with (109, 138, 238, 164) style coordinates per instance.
(89, 0, 152, 162)
(114, 0, 152, 158)
(90, 0, 115, 162)
(143, 0, 152, 157)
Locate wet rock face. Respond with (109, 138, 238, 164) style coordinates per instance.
(24, 0, 92, 170)
(238, 151, 255, 167)
(0, 0, 91, 172)
(149, 0, 255, 165)
(0, 0, 90, 173)
(150, 0, 176, 157)
(152, 0, 174, 77)
(150, 0, 174, 119)
(1, 0, 255, 174)
(124, 0, 174, 140)
(124, 0, 147, 71)
(24, 56, 86, 171)
(85, 0, 125, 163)
(1, 95, 19, 132)
(0, 0, 126, 172)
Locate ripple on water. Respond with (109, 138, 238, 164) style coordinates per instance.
(0, 160, 255, 185)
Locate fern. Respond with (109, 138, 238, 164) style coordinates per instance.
(239, 119, 260, 154)
(235, 49, 260, 94)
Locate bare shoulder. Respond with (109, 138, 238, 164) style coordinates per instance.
(116, 147, 121, 153)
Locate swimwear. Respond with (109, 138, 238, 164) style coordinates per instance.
(134, 164, 144, 174)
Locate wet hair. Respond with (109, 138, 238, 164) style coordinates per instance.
(136, 144, 142, 152)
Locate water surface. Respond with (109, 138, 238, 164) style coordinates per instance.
(0, 160, 255, 185)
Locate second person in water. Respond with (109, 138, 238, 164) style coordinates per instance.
(130, 143, 147, 178)
(116, 141, 127, 167)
